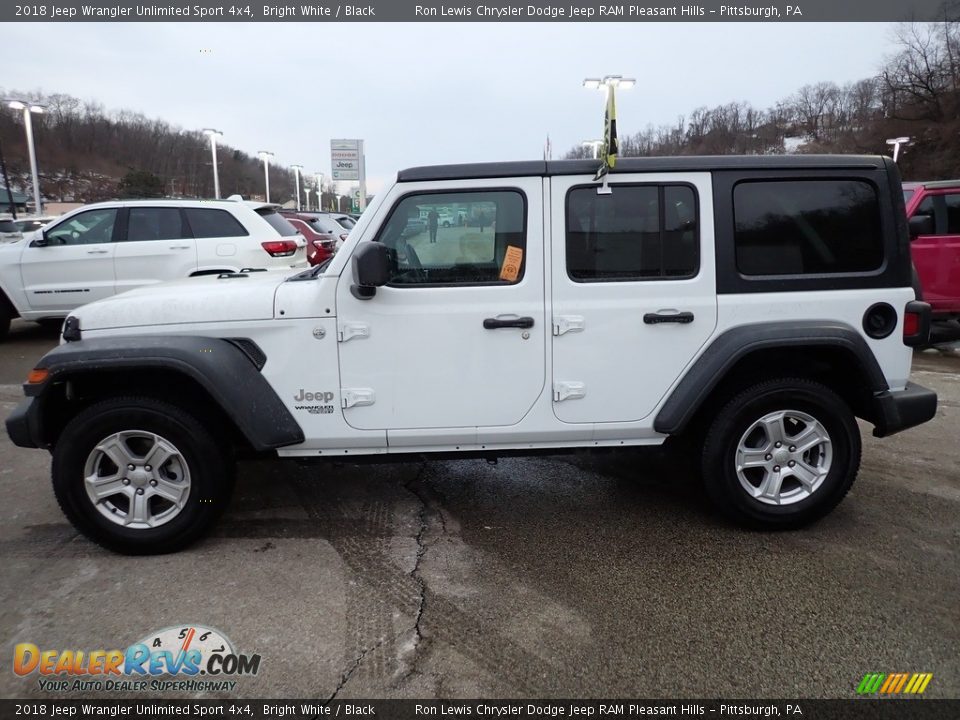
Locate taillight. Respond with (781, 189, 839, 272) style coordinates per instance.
(261, 240, 298, 257)
(903, 312, 919, 337)
(903, 300, 931, 347)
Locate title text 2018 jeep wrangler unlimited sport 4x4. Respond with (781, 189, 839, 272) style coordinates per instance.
(6, 156, 938, 554)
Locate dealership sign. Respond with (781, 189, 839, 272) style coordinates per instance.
(331, 139, 362, 181)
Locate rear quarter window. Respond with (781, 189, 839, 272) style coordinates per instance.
(257, 209, 298, 237)
(734, 179, 883, 276)
(184, 208, 249, 238)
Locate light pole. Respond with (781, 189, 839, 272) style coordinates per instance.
(582, 76, 634, 176)
(202, 128, 222, 199)
(315, 172, 325, 210)
(304, 187, 312, 211)
(257, 151, 274, 202)
(581, 140, 604, 159)
(6, 99, 46, 214)
(291, 164, 303, 211)
(886, 136, 911, 163)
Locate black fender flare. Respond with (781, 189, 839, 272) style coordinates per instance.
(653, 321, 889, 435)
(20, 335, 304, 451)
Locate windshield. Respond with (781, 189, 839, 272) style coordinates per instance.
(0, 220, 19, 233)
(334, 215, 356, 229)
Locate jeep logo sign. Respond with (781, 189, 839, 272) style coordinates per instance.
(294, 390, 334, 403)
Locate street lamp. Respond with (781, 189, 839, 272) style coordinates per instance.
(318, 172, 326, 208)
(582, 75, 636, 91)
(304, 187, 312, 212)
(886, 136, 911, 163)
(291, 164, 304, 211)
(202, 128, 222, 199)
(581, 140, 604, 159)
(6, 99, 46, 214)
(257, 151, 274, 202)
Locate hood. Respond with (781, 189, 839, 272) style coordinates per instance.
(73, 270, 292, 331)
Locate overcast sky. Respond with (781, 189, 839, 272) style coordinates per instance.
(7, 22, 900, 194)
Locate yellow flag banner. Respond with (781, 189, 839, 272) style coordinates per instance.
(594, 87, 618, 181)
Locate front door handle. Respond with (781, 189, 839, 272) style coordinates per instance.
(483, 316, 535, 330)
(644, 311, 695, 325)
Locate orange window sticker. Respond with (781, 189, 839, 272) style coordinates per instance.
(499, 245, 524, 282)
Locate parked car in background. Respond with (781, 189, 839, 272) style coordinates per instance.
(281, 210, 351, 248)
(283, 214, 338, 266)
(14, 216, 57, 234)
(0, 198, 306, 339)
(0, 216, 22, 243)
(904, 180, 960, 344)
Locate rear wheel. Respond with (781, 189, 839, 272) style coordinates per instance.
(0, 304, 10, 341)
(52, 397, 234, 554)
(701, 378, 861, 529)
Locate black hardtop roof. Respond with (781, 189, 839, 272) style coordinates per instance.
(397, 155, 891, 183)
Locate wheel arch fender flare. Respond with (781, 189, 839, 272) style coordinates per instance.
(22, 335, 304, 451)
(653, 321, 889, 435)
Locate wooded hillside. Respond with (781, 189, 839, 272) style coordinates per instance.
(565, 20, 960, 181)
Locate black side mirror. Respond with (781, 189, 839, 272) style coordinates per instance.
(351, 242, 391, 300)
(31, 233, 49, 247)
(909, 215, 934, 239)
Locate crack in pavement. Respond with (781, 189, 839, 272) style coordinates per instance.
(323, 635, 389, 706)
(404, 463, 430, 651)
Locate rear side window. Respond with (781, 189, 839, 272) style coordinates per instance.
(734, 180, 883, 276)
(126, 208, 187, 241)
(566, 184, 698, 281)
(183, 208, 248, 239)
(257, 208, 298, 237)
(945, 194, 960, 234)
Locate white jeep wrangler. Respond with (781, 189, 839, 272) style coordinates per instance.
(5, 156, 938, 554)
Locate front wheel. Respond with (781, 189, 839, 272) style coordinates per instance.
(52, 397, 234, 554)
(701, 378, 861, 529)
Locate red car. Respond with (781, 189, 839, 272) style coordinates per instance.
(904, 180, 960, 344)
(282, 212, 338, 266)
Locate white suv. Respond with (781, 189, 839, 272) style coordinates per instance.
(0, 198, 306, 338)
(5, 156, 939, 554)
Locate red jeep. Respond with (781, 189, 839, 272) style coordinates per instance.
(904, 180, 960, 344)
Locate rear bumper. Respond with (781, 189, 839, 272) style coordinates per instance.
(5, 397, 42, 449)
(871, 381, 938, 438)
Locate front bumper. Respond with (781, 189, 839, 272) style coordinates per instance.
(5, 397, 43, 449)
(871, 381, 938, 438)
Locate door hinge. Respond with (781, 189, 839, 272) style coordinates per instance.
(553, 315, 585, 336)
(338, 322, 370, 342)
(341, 388, 375, 409)
(553, 381, 586, 402)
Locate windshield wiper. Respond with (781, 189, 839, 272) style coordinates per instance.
(288, 258, 333, 281)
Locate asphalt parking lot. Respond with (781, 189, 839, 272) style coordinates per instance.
(0, 319, 957, 700)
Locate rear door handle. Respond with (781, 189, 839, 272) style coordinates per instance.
(483, 316, 535, 330)
(643, 311, 694, 325)
(169, 245, 191, 250)
(86, 249, 109, 254)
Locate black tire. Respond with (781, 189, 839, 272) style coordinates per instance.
(0, 303, 10, 341)
(52, 397, 234, 554)
(701, 378, 861, 530)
